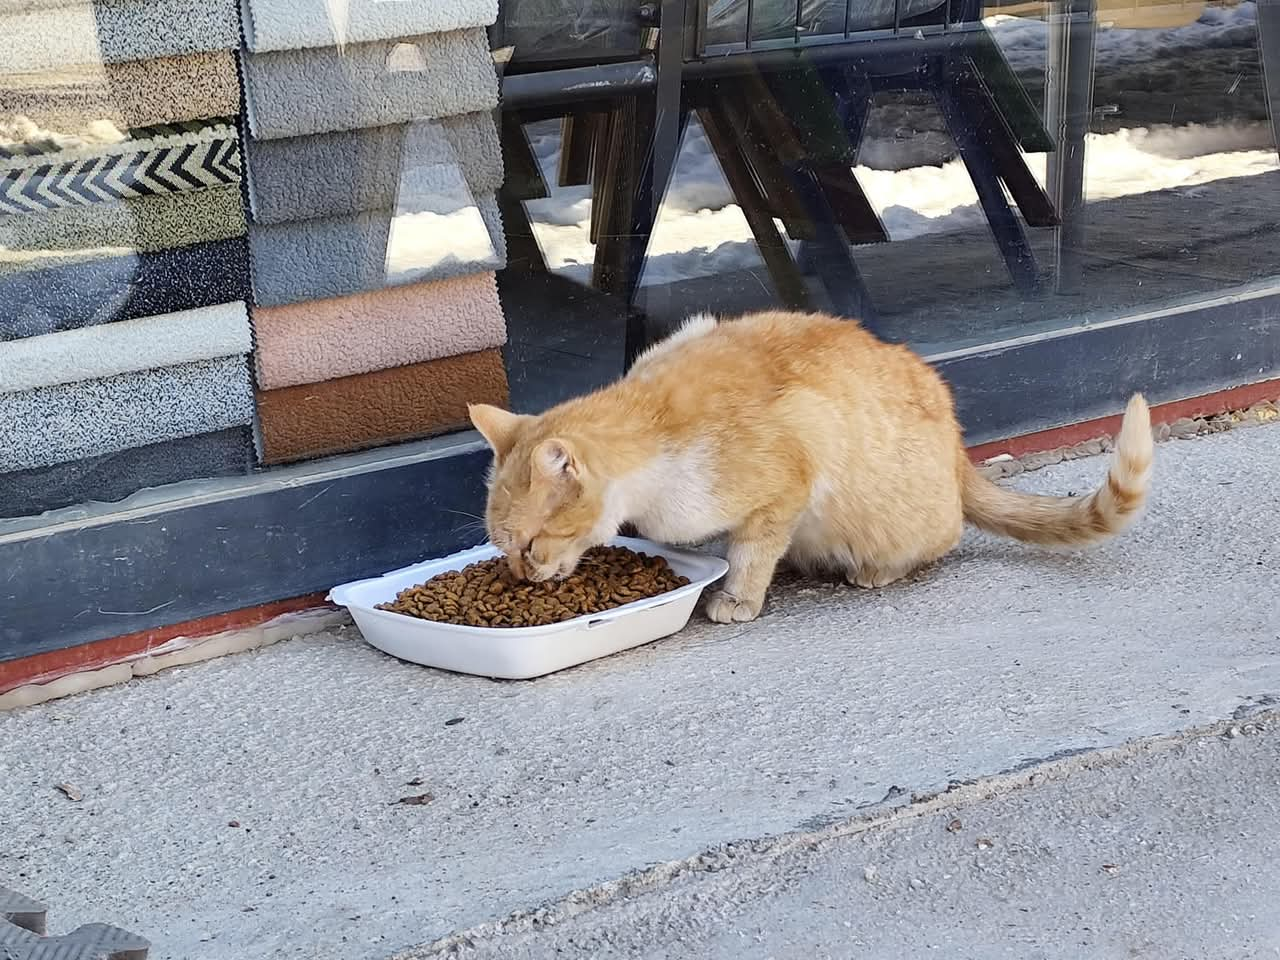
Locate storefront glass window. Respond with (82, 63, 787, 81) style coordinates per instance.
(1, 0, 1276, 524)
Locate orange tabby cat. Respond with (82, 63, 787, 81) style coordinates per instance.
(469, 310, 1153, 623)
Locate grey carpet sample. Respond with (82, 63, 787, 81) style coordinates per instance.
(241, 28, 499, 140)
(1, 355, 255, 471)
(242, 0, 496, 52)
(0, 427, 253, 520)
(0, 186, 246, 274)
(0, 237, 250, 340)
(0, 302, 251, 391)
(0, 0, 240, 73)
(244, 126, 404, 227)
(245, 112, 502, 225)
(250, 191, 504, 307)
(439, 112, 504, 195)
(250, 123, 504, 305)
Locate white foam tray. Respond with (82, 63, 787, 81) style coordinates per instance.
(328, 536, 729, 679)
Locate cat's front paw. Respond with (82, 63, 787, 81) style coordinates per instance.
(705, 590, 763, 623)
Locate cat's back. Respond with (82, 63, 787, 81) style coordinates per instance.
(632, 309, 925, 389)
(622, 309, 957, 440)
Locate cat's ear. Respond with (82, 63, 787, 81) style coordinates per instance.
(469, 404, 528, 459)
(532, 438, 580, 482)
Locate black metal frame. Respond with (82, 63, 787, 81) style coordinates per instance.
(690, 0, 1061, 320)
(499, 0, 1065, 353)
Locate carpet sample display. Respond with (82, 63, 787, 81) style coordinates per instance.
(253, 272, 505, 390)
(0, 0, 240, 74)
(254, 348, 508, 464)
(0, 301, 250, 391)
(1, 236, 251, 339)
(242, 0, 496, 53)
(249, 195, 501, 307)
(0, 52, 241, 134)
(0, 185, 245, 271)
(245, 112, 503, 225)
(1, 354, 255, 470)
(0, 123, 240, 216)
(0, 426, 254, 520)
(241, 29, 499, 140)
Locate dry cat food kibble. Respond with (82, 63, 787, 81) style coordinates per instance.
(376, 545, 692, 628)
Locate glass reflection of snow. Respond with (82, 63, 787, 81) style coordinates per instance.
(384, 120, 499, 287)
(521, 1, 1276, 288)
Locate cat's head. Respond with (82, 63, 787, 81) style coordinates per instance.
(468, 404, 612, 582)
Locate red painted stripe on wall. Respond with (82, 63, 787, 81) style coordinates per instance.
(0, 594, 330, 695)
(967, 378, 1280, 462)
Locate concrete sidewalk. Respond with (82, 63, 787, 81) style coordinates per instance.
(420, 715, 1280, 959)
(0, 422, 1277, 960)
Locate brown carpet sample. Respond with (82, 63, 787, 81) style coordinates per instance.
(0, 51, 239, 133)
(255, 348, 509, 465)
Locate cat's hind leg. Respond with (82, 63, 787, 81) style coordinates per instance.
(842, 522, 961, 591)
(845, 562, 913, 590)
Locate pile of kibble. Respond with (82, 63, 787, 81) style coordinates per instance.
(376, 545, 691, 628)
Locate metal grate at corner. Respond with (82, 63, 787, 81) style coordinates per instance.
(1, 886, 149, 960)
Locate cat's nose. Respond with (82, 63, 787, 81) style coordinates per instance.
(505, 552, 528, 580)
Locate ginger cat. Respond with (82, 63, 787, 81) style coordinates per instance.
(469, 310, 1153, 623)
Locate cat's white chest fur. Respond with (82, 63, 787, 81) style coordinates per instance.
(614, 443, 727, 545)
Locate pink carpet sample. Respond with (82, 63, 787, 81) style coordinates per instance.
(252, 271, 506, 390)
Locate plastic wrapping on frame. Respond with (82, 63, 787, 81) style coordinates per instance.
(492, 0, 950, 62)
(703, 0, 945, 46)
(495, 0, 642, 62)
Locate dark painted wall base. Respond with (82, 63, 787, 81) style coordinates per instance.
(3, 288, 1278, 663)
(936, 289, 1280, 443)
(1, 445, 490, 662)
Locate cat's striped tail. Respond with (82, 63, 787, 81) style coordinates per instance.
(961, 394, 1153, 546)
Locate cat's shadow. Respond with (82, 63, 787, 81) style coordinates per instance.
(769, 542, 1115, 599)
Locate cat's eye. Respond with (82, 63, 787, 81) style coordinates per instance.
(528, 535, 566, 563)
